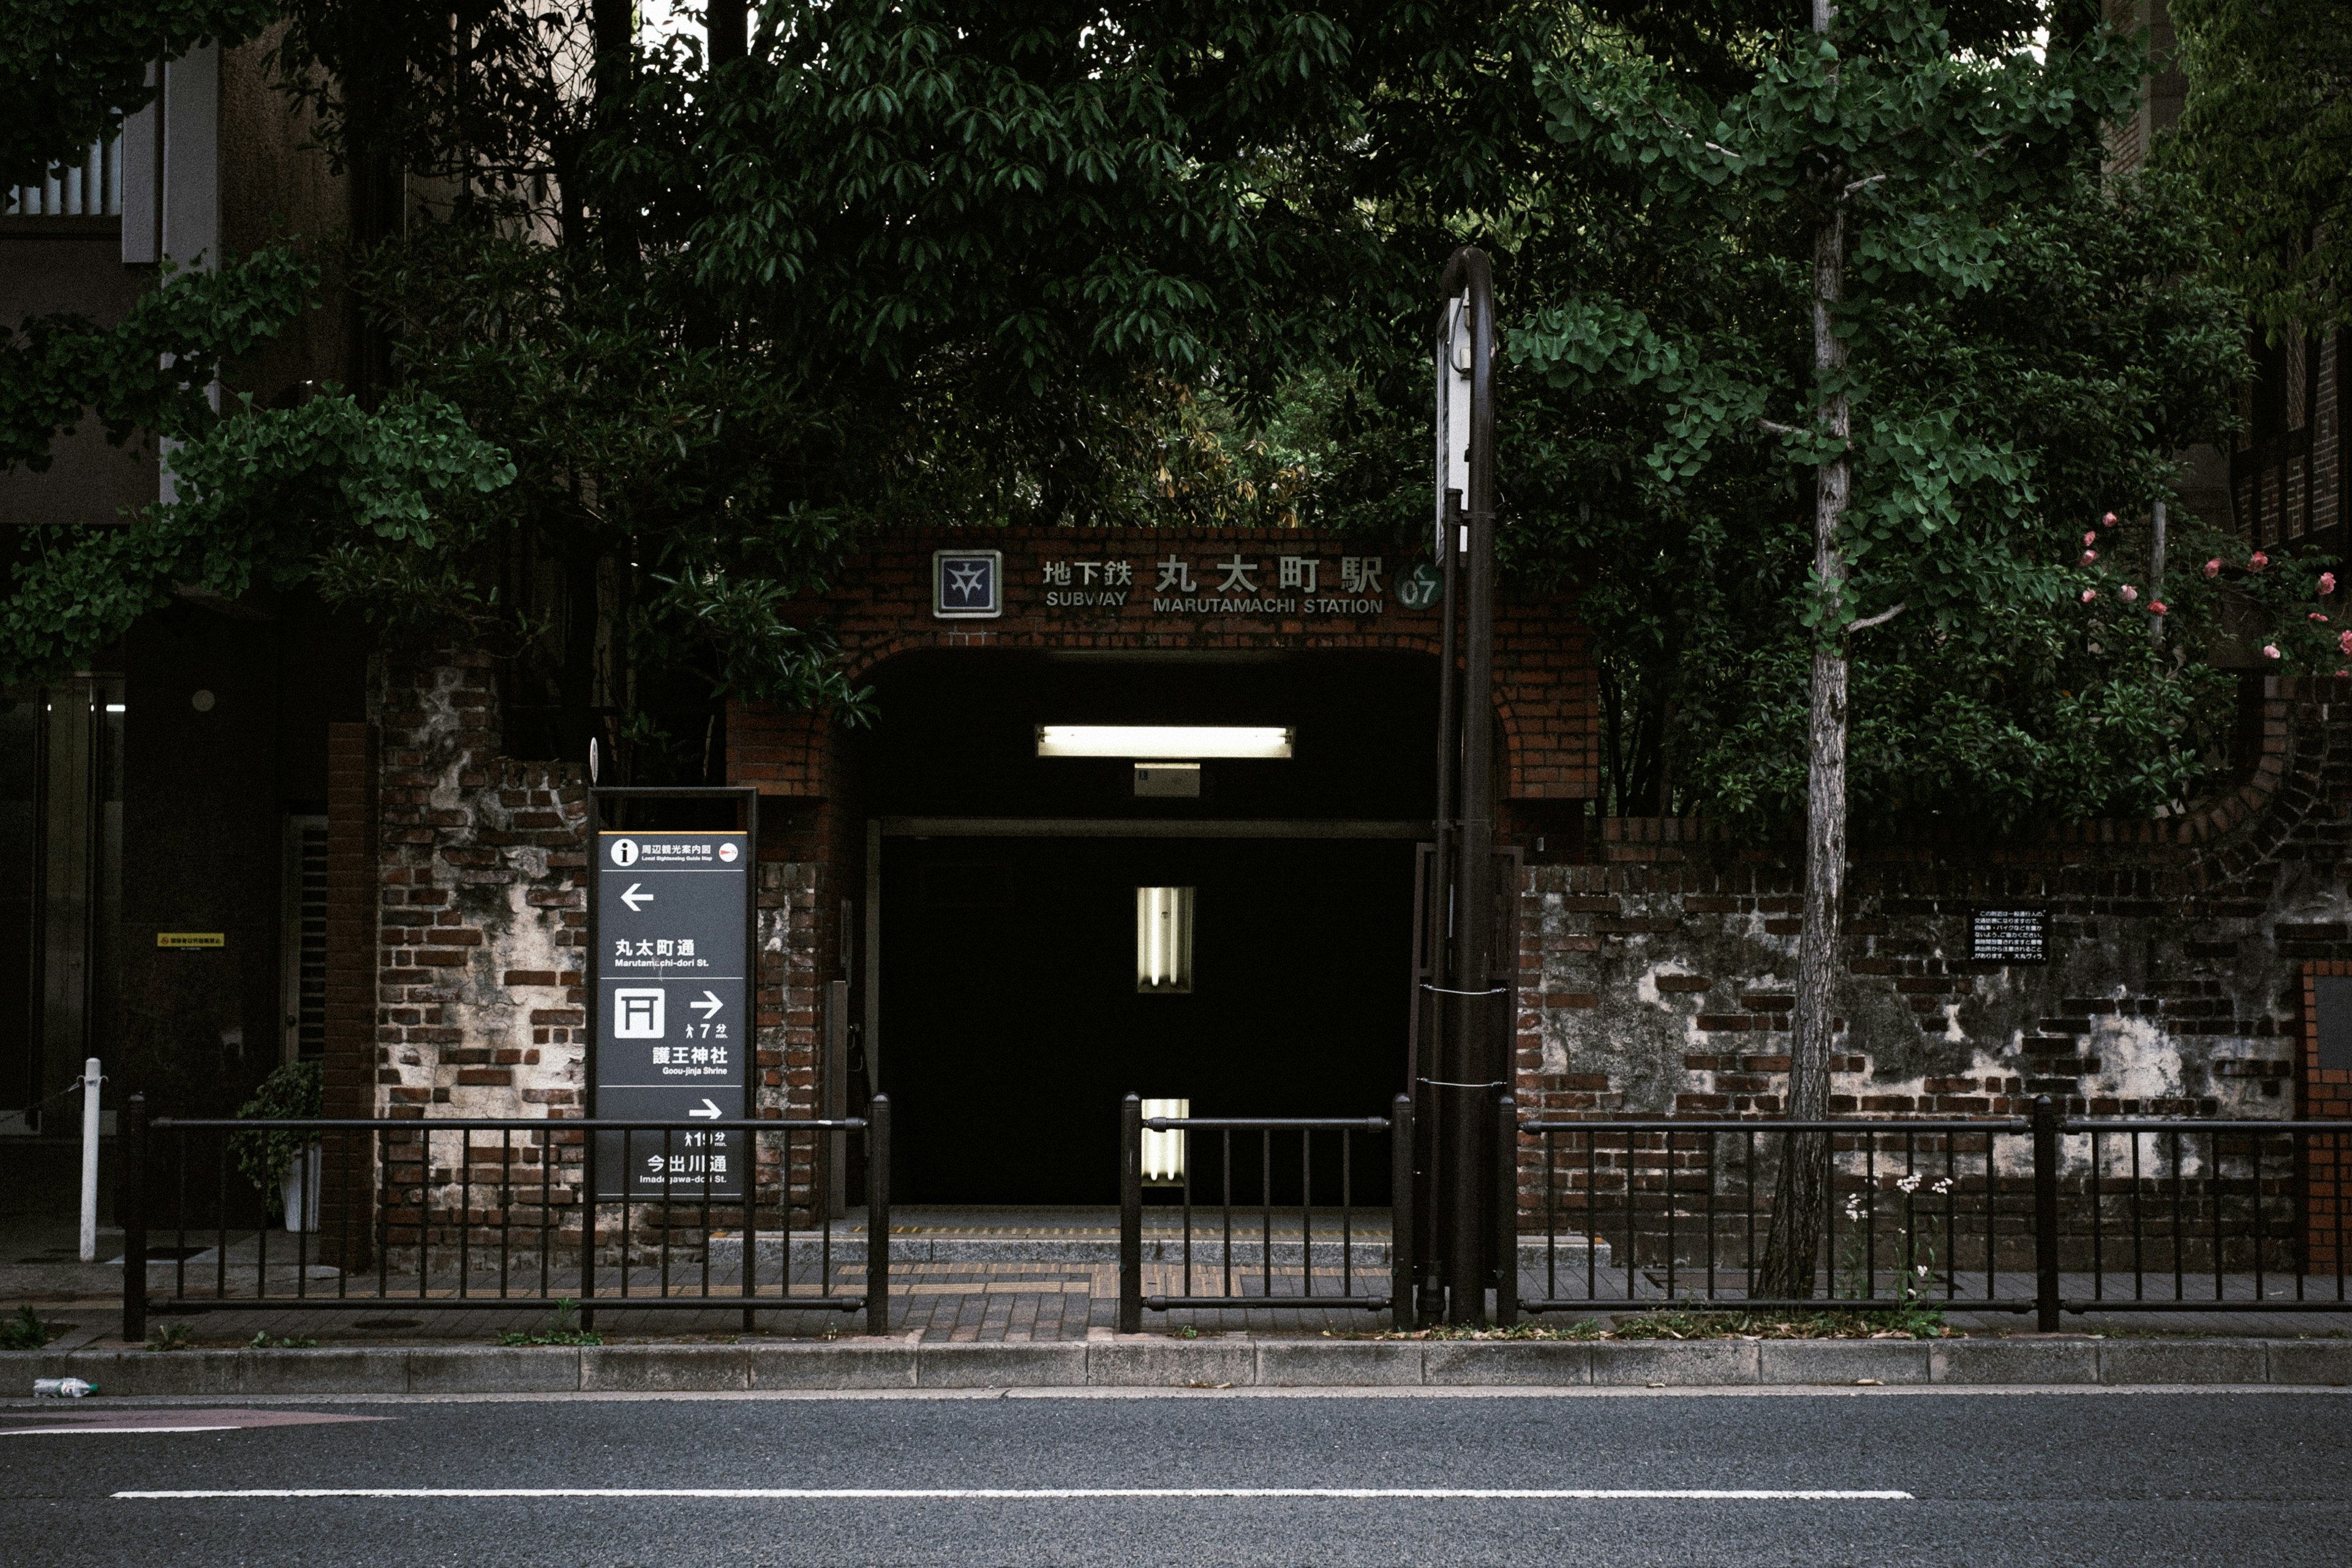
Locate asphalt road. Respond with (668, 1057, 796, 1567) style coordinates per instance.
(0, 1387, 2345, 1566)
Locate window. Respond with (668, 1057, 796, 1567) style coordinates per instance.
(281, 816, 328, 1062)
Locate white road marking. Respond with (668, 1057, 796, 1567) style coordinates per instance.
(115, 1487, 1912, 1501)
(9, 1426, 241, 1436)
(29, 1385, 2343, 1409)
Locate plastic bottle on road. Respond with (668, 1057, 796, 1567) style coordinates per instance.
(31, 1378, 96, 1398)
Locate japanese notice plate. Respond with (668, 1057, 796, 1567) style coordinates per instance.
(1969, 908, 2048, 963)
(593, 831, 750, 1199)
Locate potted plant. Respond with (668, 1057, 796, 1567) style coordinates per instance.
(232, 1060, 325, 1231)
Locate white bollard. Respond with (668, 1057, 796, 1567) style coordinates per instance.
(78, 1057, 100, 1264)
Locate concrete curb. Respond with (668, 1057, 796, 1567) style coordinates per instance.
(3, 1336, 2348, 1396)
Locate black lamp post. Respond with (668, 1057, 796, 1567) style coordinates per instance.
(1428, 246, 1500, 1324)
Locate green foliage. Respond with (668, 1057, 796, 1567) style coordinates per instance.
(500, 1298, 600, 1346)
(146, 1322, 196, 1351)
(1499, 3, 2270, 829)
(249, 1331, 320, 1349)
(0, 249, 320, 469)
(1609, 1306, 1952, 1340)
(0, 0, 276, 188)
(680, 2, 1396, 399)
(1367, 1306, 1950, 1339)
(1522, 2, 2148, 638)
(2165, 0, 2352, 334)
(0, 249, 516, 690)
(0, 1305, 59, 1349)
(240, 0, 1504, 774)
(229, 1058, 324, 1204)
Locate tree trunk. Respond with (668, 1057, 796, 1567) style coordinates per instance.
(708, 0, 747, 66)
(1758, 29, 1850, 1295)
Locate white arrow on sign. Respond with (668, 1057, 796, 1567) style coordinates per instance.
(619, 883, 653, 912)
(691, 990, 723, 1019)
(688, 1098, 723, 1120)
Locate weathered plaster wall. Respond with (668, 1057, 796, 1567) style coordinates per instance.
(1513, 679, 2352, 1154)
(363, 646, 2352, 1250)
(369, 653, 824, 1139)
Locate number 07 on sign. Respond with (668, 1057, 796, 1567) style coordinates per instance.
(589, 816, 755, 1201)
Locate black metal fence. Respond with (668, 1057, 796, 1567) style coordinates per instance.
(119, 1094, 891, 1340)
(1515, 1096, 2351, 1329)
(1117, 1095, 1411, 1330)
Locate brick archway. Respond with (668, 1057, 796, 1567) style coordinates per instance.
(729, 527, 1598, 804)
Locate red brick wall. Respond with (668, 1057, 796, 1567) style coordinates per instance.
(369, 653, 590, 1200)
(1513, 677, 2352, 1233)
(727, 527, 1599, 802)
(2302, 960, 2352, 1270)
(353, 652, 834, 1242)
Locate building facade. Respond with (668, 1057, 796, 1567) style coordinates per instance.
(1, 39, 364, 1136)
(6, 11, 2348, 1226)
(312, 530, 2352, 1223)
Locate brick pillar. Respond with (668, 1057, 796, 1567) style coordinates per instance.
(321, 721, 377, 1268)
(2303, 963, 2352, 1273)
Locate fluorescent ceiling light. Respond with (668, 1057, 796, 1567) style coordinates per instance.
(1140, 1097, 1189, 1184)
(1137, 887, 1194, 993)
(1037, 725, 1292, 759)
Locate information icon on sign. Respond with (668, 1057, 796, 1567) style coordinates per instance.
(614, 989, 665, 1038)
(609, 838, 639, 867)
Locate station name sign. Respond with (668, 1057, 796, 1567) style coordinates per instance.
(933, 548, 1441, 620)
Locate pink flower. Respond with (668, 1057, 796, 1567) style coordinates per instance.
(2083, 532, 2098, 546)
(2081, 589, 2097, 603)
(2313, 612, 2332, 622)
(2324, 573, 2338, 595)
(2204, 558, 2223, 577)
(2101, 511, 2117, 527)
(2250, 552, 2271, 571)
(2150, 601, 2169, 616)
(2119, 584, 2139, 603)
(2081, 550, 2098, 566)
(2338, 630, 2352, 654)
(2264, 644, 2282, 659)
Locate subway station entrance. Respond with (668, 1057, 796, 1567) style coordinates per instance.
(861, 649, 1433, 1205)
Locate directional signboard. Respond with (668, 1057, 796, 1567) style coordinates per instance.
(592, 829, 752, 1200)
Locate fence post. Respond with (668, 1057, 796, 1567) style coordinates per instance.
(1493, 1093, 1520, 1326)
(865, 1095, 891, 1336)
(1389, 1095, 1414, 1328)
(2033, 1094, 2060, 1332)
(1118, 1094, 1143, 1334)
(579, 1121, 598, 1332)
(120, 1094, 146, 1344)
